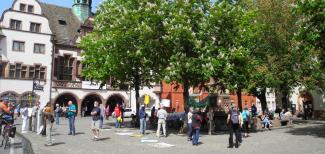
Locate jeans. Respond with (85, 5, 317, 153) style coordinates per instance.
(140, 118, 146, 134)
(115, 118, 121, 128)
(157, 119, 166, 137)
(187, 123, 192, 139)
(229, 124, 240, 147)
(55, 112, 60, 125)
(99, 116, 104, 129)
(68, 116, 76, 135)
(192, 128, 200, 145)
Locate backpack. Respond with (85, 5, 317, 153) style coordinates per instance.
(242, 110, 249, 122)
(230, 110, 239, 124)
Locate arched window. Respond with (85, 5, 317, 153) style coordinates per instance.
(20, 93, 38, 107)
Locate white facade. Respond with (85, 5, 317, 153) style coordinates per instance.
(0, 0, 52, 109)
(256, 88, 276, 113)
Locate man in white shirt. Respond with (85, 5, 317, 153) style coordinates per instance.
(156, 105, 167, 137)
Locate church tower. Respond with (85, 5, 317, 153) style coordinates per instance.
(72, 0, 92, 22)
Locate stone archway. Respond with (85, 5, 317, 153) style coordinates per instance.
(0, 91, 19, 104)
(20, 91, 40, 107)
(106, 94, 127, 113)
(54, 93, 79, 112)
(81, 93, 103, 117)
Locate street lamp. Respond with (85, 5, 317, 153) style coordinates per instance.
(0, 55, 2, 78)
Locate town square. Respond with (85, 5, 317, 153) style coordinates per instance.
(0, 0, 324, 154)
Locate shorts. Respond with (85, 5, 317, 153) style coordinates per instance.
(91, 120, 100, 130)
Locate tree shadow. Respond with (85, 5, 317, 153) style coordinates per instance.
(286, 124, 325, 138)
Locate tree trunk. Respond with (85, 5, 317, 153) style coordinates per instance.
(183, 79, 190, 110)
(135, 72, 140, 117)
(281, 91, 289, 110)
(259, 88, 268, 112)
(236, 89, 243, 112)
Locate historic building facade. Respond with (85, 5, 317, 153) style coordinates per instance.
(0, 0, 53, 108)
(0, 0, 160, 117)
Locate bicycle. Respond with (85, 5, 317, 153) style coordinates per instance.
(0, 115, 16, 149)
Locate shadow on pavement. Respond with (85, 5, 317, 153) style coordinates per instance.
(51, 142, 66, 146)
(286, 124, 325, 138)
(96, 137, 110, 141)
(75, 132, 85, 135)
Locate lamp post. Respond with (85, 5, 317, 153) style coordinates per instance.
(0, 55, 2, 78)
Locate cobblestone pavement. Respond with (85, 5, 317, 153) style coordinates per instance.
(16, 117, 325, 154)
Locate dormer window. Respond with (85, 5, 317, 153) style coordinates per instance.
(27, 5, 34, 13)
(59, 20, 67, 25)
(19, 4, 26, 12)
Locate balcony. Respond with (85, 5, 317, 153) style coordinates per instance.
(53, 80, 82, 89)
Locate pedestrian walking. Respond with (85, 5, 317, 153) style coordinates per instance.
(241, 107, 250, 137)
(207, 108, 214, 135)
(139, 105, 146, 135)
(54, 104, 61, 125)
(192, 108, 202, 146)
(187, 107, 193, 141)
(227, 106, 243, 148)
(67, 101, 77, 135)
(91, 101, 101, 140)
(21, 105, 29, 133)
(99, 103, 105, 129)
(43, 102, 54, 146)
(156, 105, 167, 137)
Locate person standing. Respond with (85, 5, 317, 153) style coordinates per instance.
(105, 105, 110, 120)
(187, 107, 193, 141)
(21, 105, 29, 133)
(31, 103, 39, 132)
(227, 106, 242, 148)
(28, 105, 33, 131)
(192, 108, 202, 146)
(43, 102, 54, 146)
(139, 105, 146, 135)
(156, 105, 167, 137)
(114, 104, 121, 128)
(67, 101, 77, 135)
(241, 107, 250, 137)
(207, 108, 214, 135)
(91, 101, 101, 140)
(54, 104, 61, 125)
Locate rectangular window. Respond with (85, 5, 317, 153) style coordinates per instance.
(29, 66, 35, 79)
(30, 23, 41, 33)
(20, 4, 26, 12)
(9, 64, 15, 78)
(15, 63, 21, 79)
(10, 19, 22, 30)
(21, 65, 27, 78)
(34, 43, 45, 53)
(12, 41, 25, 52)
(35, 65, 40, 79)
(40, 67, 46, 80)
(27, 5, 34, 13)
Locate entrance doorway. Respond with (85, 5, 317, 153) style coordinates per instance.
(81, 94, 102, 117)
(55, 93, 78, 111)
(106, 94, 125, 113)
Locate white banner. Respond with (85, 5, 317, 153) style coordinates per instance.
(161, 99, 170, 107)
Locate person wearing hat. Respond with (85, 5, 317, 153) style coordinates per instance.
(139, 104, 147, 135)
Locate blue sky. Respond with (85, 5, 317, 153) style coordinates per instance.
(0, 0, 103, 14)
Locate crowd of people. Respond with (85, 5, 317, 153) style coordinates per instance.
(0, 97, 296, 148)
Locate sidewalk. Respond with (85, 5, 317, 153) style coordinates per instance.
(15, 117, 325, 154)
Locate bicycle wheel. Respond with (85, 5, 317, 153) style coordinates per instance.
(3, 135, 9, 149)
